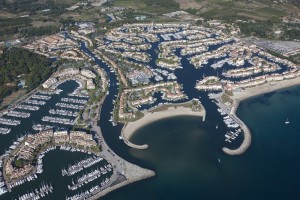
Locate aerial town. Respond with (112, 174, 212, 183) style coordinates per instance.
(0, 14, 299, 200)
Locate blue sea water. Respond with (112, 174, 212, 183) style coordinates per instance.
(102, 86, 300, 200)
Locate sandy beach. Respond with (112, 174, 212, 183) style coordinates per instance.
(232, 76, 300, 101)
(221, 77, 300, 155)
(121, 105, 206, 149)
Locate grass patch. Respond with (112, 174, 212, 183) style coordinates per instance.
(221, 93, 233, 105)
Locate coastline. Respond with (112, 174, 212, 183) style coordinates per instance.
(221, 77, 300, 155)
(121, 105, 206, 150)
(232, 76, 300, 101)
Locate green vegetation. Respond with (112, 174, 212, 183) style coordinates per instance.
(238, 22, 273, 38)
(115, 0, 179, 8)
(0, 0, 69, 14)
(20, 26, 60, 37)
(281, 28, 300, 41)
(115, 0, 179, 14)
(0, 47, 54, 102)
(221, 93, 233, 105)
(142, 0, 179, 9)
(289, 54, 300, 65)
(14, 159, 24, 167)
(90, 145, 101, 153)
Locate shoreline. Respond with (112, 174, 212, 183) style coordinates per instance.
(121, 104, 206, 150)
(221, 77, 300, 155)
(232, 76, 300, 102)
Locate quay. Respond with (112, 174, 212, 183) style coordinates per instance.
(223, 100, 251, 155)
(210, 93, 252, 155)
(89, 125, 155, 199)
(68, 164, 112, 191)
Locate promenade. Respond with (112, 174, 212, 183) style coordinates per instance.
(90, 126, 155, 199)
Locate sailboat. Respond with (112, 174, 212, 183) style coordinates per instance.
(285, 118, 290, 124)
(216, 123, 218, 129)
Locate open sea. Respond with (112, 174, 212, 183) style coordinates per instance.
(102, 86, 300, 200)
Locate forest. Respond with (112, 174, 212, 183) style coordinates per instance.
(0, 47, 54, 101)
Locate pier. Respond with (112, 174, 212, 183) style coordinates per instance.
(41, 116, 75, 125)
(61, 97, 87, 104)
(25, 100, 46, 106)
(6, 111, 31, 118)
(31, 94, 52, 101)
(16, 104, 40, 111)
(49, 109, 78, 117)
(62, 156, 103, 177)
(55, 103, 85, 110)
(17, 182, 53, 200)
(0, 117, 21, 126)
(222, 100, 252, 155)
(0, 128, 11, 135)
(89, 125, 155, 199)
(68, 164, 113, 191)
(209, 93, 252, 155)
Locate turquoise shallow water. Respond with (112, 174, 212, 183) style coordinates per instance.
(102, 86, 300, 200)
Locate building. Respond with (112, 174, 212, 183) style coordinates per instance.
(43, 77, 57, 89)
(86, 79, 96, 90)
(81, 69, 96, 79)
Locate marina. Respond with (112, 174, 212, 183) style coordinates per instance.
(16, 105, 40, 111)
(49, 109, 78, 117)
(36, 147, 56, 174)
(32, 124, 54, 131)
(61, 98, 88, 104)
(67, 164, 113, 191)
(9, 174, 38, 190)
(41, 116, 75, 125)
(25, 100, 46, 106)
(0, 118, 21, 126)
(223, 115, 240, 129)
(62, 156, 104, 177)
(31, 95, 52, 101)
(6, 111, 31, 118)
(16, 182, 53, 200)
(38, 89, 62, 95)
(66, 178, 112, 200)
(0, 128, 11, 135)
(225, 129, 242, 143)
(55, 103, 85, 110)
